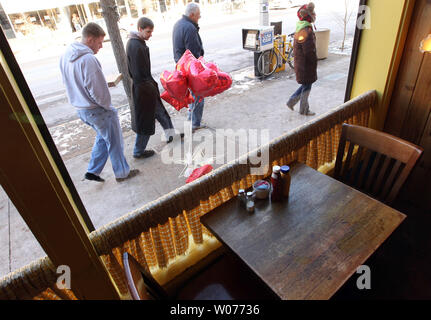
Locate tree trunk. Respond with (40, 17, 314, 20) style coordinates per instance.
(341, 1, 347, 52)
(100, 0, 133, 109)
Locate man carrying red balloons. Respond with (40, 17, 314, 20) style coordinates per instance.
(172, 3, 205, 132)
(168, 3, 232, 133)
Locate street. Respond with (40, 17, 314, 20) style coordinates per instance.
(14, 2, 357, 128)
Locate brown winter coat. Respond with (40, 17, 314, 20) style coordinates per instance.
(293, 26, 318, 85)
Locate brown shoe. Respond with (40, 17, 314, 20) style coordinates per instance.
(305, 111, 316, 116)
(116, 169, 140, 182)
(192, 125, 207, 133)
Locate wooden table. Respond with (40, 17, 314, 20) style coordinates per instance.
(200, 163, 406, 300)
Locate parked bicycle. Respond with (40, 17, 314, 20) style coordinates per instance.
(257, 33, 295, 77)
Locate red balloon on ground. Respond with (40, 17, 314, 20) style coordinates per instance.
(186, 164, 213, 183)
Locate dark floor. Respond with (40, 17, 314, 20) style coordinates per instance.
(332, 200, 431, 300)
(176, 252, 277, 300)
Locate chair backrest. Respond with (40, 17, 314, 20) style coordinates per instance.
(334, 124, 423, 205)
(122, 252, 168, 300)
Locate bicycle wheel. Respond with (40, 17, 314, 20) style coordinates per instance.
(257, 49, 279, 77)
(286, 46, 295, 69)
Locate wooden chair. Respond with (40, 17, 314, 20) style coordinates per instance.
(122, 252, 168, 300)
(334, 124, 423, 205)
(122, 252, 277, 300)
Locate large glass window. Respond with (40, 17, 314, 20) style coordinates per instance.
(0, 3, 14, 38)
(0, 0, 361, 275)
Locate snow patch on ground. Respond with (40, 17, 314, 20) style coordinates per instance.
(329, 37, 354, 56)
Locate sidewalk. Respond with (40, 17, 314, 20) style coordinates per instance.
(0, 52, 351, 278)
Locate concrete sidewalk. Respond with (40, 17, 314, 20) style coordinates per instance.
(0, 52, 351, 278)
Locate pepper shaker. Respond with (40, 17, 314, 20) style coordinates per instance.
(238, 189, 246, 207)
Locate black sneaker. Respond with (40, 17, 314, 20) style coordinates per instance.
(133, 150, 155, 159)
(116, 169, 140, 182)
(167, 133, 185, 144)
(84, 172, 105, 182)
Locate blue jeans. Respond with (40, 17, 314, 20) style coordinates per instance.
(77, 107, 130, 179)
(288, 83, 312, 114)
(187, 91, 204, 128)
(134, 100, 174, 157)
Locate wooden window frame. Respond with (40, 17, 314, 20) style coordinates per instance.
(0, 27, 119, 299)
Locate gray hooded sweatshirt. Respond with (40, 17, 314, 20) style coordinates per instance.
(59, 42, 112, 110)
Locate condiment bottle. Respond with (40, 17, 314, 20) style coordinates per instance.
(271, 166, 283, 202)
(246, 191, 255, 212)
(280, 165, 291, 200)
(238, 189, 246, 207)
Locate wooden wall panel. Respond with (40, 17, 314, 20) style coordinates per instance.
(401, 54, 431, 144)
(405, 107, 431, 208)
(418, 114, 431, 209)
(384, 0, 431, 137)
(384, 0, 431, 210)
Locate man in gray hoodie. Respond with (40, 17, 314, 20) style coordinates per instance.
(60, 22, 139, 182)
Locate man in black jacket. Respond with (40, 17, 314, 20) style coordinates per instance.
(126, 17, 181, 159)
(172, 2, 205, 132)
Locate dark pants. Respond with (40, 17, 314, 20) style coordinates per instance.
(134, 101, 174, 157)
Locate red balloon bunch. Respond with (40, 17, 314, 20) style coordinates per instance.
(160, 70, 194, 111)
(199, 57, 233, 97)
(160, 50, 232, 110)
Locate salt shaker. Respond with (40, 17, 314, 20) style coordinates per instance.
(246, 191, 255, 213)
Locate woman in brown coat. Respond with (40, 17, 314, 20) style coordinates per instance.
(286, 2, 318, 116)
